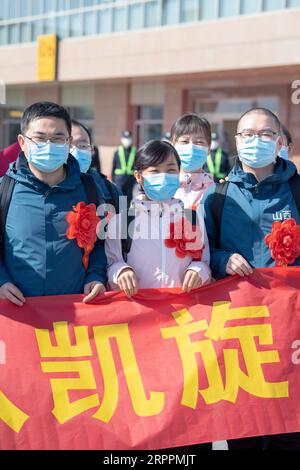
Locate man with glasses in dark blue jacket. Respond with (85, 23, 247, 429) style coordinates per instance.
(0, 102, 111, 307)
(203, 107, 300, 450)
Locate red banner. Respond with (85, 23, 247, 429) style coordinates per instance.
(0, 268, 300, 450)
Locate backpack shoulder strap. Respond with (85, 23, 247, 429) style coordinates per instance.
(289, 172, 300, 218)
(80, 173, 99, 206)
(211, 181, 229, 247)
(101, 174, 120, 213)
(0, 175, 16, 258)
(121, 214, 135, 262)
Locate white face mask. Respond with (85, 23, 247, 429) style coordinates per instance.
(211, 140, 219, 151)
(121, 138, 132, 149)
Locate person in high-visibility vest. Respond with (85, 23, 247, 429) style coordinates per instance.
(112, 130, 137, 206)
(204, 133, 231, 183)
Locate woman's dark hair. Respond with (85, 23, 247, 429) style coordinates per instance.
(170, 113, 212, 145)
(280, 124, 293, 146)
(21, 101, 72, 136)
(134, 140, 181, 172)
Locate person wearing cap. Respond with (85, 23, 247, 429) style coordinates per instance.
(112, 130, 137, 206)
(204, 133, 231, 183)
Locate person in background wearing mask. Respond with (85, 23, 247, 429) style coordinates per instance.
(112, 130, 137, 206)
(203, 132, 231, 183)
(171, 113, 215, 209)
(0, 102, 108, 307)
(71, 119, 122, 204)
(279, 124, 294, 160)
(71, 119, 94, 174)
(203, 107, 300, 450)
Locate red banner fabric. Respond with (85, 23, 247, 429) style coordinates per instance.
(0, 268, 299, 450)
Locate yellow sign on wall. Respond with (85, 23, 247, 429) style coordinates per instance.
(37, 34, 57, 82)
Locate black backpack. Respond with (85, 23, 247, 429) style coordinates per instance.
(0, 171, 119, 258)
(211, 172, 300, 245)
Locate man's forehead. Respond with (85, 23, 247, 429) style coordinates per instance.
(72, 125, 90, 141)
(29, 117, 68, 132)
(238, 112, 276, 131)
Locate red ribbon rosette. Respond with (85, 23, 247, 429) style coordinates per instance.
(165, 217, 204, 261)
(265, 218, 300, 267)
(66, 202, 100, 270)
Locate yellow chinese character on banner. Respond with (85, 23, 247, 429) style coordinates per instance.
(161, 309, 225, 408)
(0, 391, 29, 433)
(92, 323, 164, 423)
(35, 321, 164, 424)
(205, 301, 289, 403)
(161, 303, 288, 409)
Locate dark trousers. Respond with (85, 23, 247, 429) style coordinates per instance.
(227, 433, 300, 450)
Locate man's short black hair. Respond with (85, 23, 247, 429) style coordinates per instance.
(71, 119, 92, 144)
(237, 107, 281, 132)
(21, 101, 72, 136)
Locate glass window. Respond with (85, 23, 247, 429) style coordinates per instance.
(32, 20, 44, 41)
(44, 0, 57, 13)
(57, 0, 70, 10)
(199, 0, 218, 20)
(139, 106, 163, 120)
(99, 9, 111, 33)
(263, 0, 286, 11)
(32, 0, 44, 16)
(0, 1, 5, 20)
(0, 26, 7, 46)
(70, 0, 82, 9)
(84, 0, 97, 6)
(240, 0, 262, 14)
(162, 0, 178, 25)
(8, 24, 19, 44)
(69, 13, 83, 37)
(145, 1, 159, 27)
(8, 0, 18, 19)
(44, 17, 56, 35)
(113, 7, 127, 32)
(129, 3, 144, 30)
(288, 0, 300, 7)
(20, 22, 31, 43)
(56, 15, 69, 38)
(180, 0, 198, 22)
(84, 11, 97, 35)
(219, 0, 239, 17)
(255, 96, 279, 112)
(19, 0, 31, 17)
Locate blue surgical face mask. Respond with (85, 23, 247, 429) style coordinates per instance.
(238, 138, 277, 169)
(71, 147, 91, 173)
(28, 142, 69, 173)
(143, 173, 180, 201)
(175, 143, 209, 172)
(279, 146, 289, 160)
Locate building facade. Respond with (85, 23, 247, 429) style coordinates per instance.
(1, 0, 300, 174)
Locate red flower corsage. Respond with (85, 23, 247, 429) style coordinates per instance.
(265, 218, 300, 267)
(165, 217, 204, 260)
(66, 202, 100, 269)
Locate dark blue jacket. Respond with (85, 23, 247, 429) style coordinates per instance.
(203, 158, 300, 279)
(0, 153, 120, 297)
